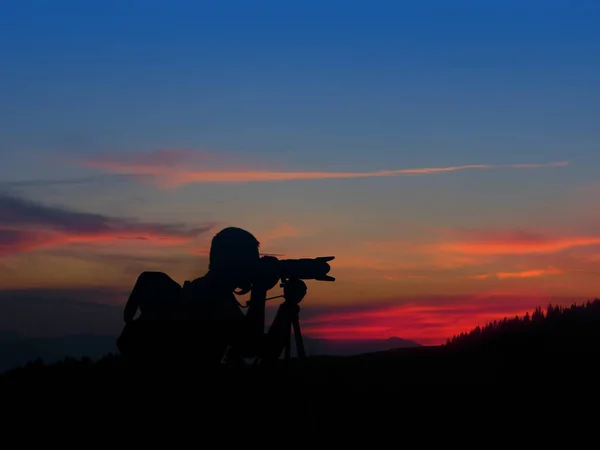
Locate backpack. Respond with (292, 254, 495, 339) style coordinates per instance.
(117, 271, 186, 359)
(123, 271, 184, 322)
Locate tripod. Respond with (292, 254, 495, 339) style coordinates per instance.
(281, 277, 307, 360)
(259, 277, 308, 364)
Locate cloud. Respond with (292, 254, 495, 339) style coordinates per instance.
(79, 150, 568, 188)
(258, 223, 304, 251)
(0, 193, 215, 256)
(263, 223, 302, 241)
(362, 228, 600, 281)
(338, 239, 491, 275)
(470, 267, 564, 280)
(495, 267, 564, 279)
(434, 229, 600, 255)
(382, 274, 428, 281)
(0, 174, 131, 189)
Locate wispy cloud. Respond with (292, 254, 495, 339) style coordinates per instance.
(469, 267, 564, 280)
(0, 174, 131, 189)
(363, 228, 600, 280)
(79, 150, 569, 188)
(434, 230, 600, 255)
(0, 193, 214, 256)
(257, 223, 305, 252)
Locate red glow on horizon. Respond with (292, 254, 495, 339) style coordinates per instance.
(300, 294, 580, 345)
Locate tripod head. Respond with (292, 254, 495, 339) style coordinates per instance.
(280, 277, 307, 305)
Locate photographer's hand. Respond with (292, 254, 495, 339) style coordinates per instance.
(244, 256, 280, 351)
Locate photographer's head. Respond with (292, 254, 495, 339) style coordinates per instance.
(208, 227, 261, 293)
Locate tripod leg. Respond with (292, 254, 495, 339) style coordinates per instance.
(292, 316, 305, 359)
(284, 322, 291, 361)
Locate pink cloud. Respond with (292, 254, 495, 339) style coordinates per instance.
(79, 150, 568, 188)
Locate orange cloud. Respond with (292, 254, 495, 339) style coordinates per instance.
(469, 267, 564, 280)
(80, 150, 568, 188)
(471, 274, 491, 280)
(363, 239, 494, 271)
(382, 274, 428, 281)
(434, 236, 600, 255)
(259, 223, 303, 249)
(0, 228, 205, 257)
(365, 230, 600, 284)
(496, 267, 563, 279)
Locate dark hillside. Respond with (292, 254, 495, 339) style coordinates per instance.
(2, 299, 600, 437)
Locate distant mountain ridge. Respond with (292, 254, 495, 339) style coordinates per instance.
(300, 336, 421, 357)
(0, 332, 118, 373)
(0, 331, 421, 373)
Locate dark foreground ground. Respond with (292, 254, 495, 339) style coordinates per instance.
(7, 343, 598, 389)
(1, 344, 598, 440)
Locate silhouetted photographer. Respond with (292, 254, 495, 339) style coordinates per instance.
(116, 226, 334, 374)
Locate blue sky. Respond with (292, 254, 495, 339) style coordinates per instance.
(2, 1, 597, 217)
(2, 1, 599, 170)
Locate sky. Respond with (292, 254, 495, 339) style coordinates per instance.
(1, 0, 600, 345)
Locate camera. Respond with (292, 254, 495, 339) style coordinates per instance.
(278, 256, 335, 282)
(256, 255, 335, 287)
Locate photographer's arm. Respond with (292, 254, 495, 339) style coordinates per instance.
(227, 256, 281, 359)
(245, 286, 268, 341)
(225, 288, 267, 359)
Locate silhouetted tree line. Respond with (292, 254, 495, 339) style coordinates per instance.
(444, 298, 600, 351)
